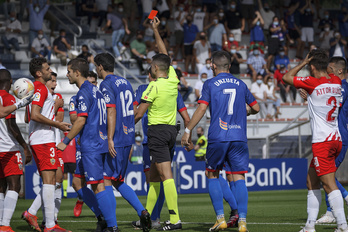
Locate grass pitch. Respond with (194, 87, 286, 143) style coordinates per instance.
(10, 189, 346, 231)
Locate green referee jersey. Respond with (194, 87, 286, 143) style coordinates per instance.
(141, 66, 179, 126)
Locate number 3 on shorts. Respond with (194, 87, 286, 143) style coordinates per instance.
(50, 147, 55, 158)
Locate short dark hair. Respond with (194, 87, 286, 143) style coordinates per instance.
(329, 56, 347, 74)
(0, 69, 11, 88)
(308, 49, 329, 72)
(197, 126, 204, 132)
(211, 50, 231, 71)
(152, 53, 171, 73)
(88, 71, 98, 79)
(59, 29, 66, 34)
(82, 44, 88, 50)
(94, 53, 115, 72)
(67, 58, 89, 78)
(29, 57, 48, 78)
(51, 72, 57, 77)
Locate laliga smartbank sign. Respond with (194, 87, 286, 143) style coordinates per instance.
(25, 148, 307, 199)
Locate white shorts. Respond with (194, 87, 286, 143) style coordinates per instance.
(230, 29, 242, 42)
(301, 27, 314, 42)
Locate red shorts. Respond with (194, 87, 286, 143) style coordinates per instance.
(310, 140, 342, 176)
(0, 151, 24, 178)
(30, 143, 58, 172)
(56, 148, 64, 173)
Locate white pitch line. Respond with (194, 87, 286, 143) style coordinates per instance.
(12, 220, 336, 226)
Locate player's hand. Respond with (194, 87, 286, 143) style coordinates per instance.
(152, 16, 160, 30)
(181, 132, 190, 147)
(24, 147, 32, 165)
(246, 104, 251, 116)
(108, 140, 117, 158)
(185, 141, 194, 151)
(57, 142, 67, 151)
(55, 98, 64, 108)
(299, 88, 308, 101)
(303, 53, 313, 65)
(15, 93, 34, 109)
(57, 122, 71, 131)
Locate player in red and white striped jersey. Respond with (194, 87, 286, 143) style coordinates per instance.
(283, 50, 348, 232)
(0, 69, 32, 232)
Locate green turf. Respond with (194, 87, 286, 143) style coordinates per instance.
(10, 189, 346, 231)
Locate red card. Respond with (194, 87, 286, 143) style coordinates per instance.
(148, 10, 158, 19)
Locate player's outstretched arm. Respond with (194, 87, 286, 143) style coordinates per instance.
(6, 118, 32, 164)
(152, 17, 168, 55)
(181, 103, 208, 148)
(31, 104, 71, 131)
(283, 53, 312, 86)
(134, 102, 150, 124)
(107, 107, 117, 158)
(57, 116, 86, 151)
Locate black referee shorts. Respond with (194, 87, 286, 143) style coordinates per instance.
(148, 124, 177, 163)
(64, 162, 76, 174)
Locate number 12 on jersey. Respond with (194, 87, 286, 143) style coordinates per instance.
(223, 88, 236, 115)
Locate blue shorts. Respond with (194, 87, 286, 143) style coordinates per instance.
(104, 146, 132, 182)
(143, 144, 151, 173)
(206, 141, 249, 174)
(75, 151, 106, 184)
(336, 144, 348, 167)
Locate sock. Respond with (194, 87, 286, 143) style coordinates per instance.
(325, 192, 331, 212)
(151, 183, 165, 221)
(163, 179, 180, 224)
(62, 179, 68, 198)
(96, 190, 117, 227)
(230, 181, 236, 196)
(42, 184, 55, 228)
(2, 191, 18, 226)
(28, 189, 42, 216)
(0, 193, 4, 225)
(76, 186, 102, 217)
(116, 182, 144, 216)
(235, 179, 248, 219)
(328, 189, 348, 230)
(105, 185, 116, 222)
(336, 179, 348, 199)
(305, 189, 321, 229)
(146, 182, 160, 215)
(208, 178, 224, 218)
(219, 176, 238, 210)
(54, 183, 62, 221)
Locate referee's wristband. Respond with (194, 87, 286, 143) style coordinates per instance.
(62, 136, 71, 145)
(185, 128, 190, 134)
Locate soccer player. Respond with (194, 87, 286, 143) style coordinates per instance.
(24, 72, 66, 230)
(22, 57, 70, 232)
(299, 57, 348, 224)
(181, 50, 260, 232)
(94, 52, 151, 232)
(282, 50, 348, 232)
(66, 71, 98, 216)
(58, 58, 116, 231)
(132, 67, 191, 229)
(0, 69, 32, 232)
(134, 17, 191, 231)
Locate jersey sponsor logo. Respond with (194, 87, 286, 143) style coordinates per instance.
(99, 131, 107, 140)
(296, 76, 310, 81)
(69, 102, 75, 111)
(78, 102, 87, 112)
(144, 96, 148, 99)
(219, 118, 228, 130)
(33, 92, 41, 102)
(123, 123, 128, 134)
(79, 96, 84, 100)
(145, 85, 154, 97)
(313, 157, 319, 167)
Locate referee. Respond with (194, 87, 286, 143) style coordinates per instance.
(135, 17, 191, 231)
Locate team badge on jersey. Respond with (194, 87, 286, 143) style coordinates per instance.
(50, 158, 56, 165)
(33, 92, 41, 102)
(18, 163, 23, 170)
